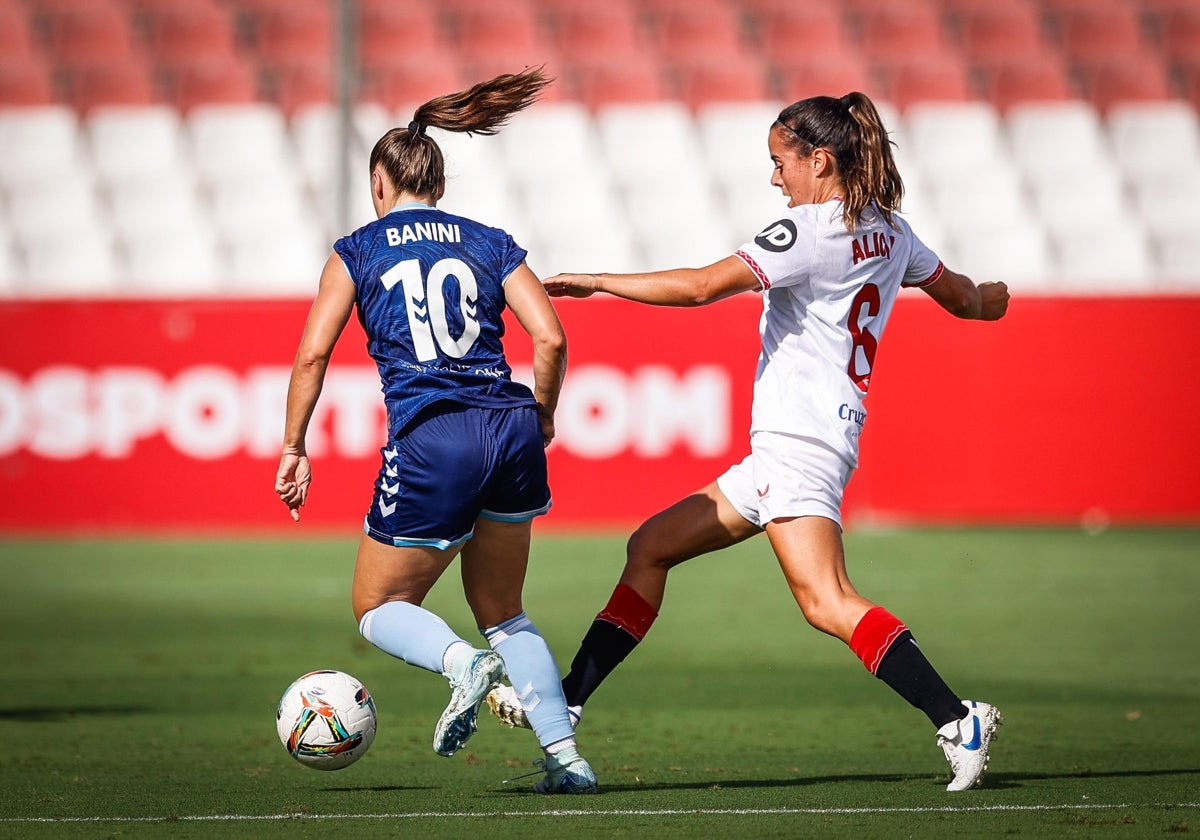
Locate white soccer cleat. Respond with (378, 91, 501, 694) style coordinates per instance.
(486, 683, 581, 731)
(533, 746, 598, 794)
(433, 650, 506, 757)
(937, 699, 1003, 791)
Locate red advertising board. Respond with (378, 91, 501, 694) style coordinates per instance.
(0, 295, 1197, 534)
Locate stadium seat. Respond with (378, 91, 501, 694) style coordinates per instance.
(595, 101, 709, 188)
(648, 3, 748, 63)
(1157, 5, 1200, 65)
(948, 218, 1055, 287)
(928, 159, 1030, 234)
(1006, 101, 1113, 181)
(672, 54, 773, 111)
(977, 55, 1076, 112)
(1131, 166, 1200, 243)
(106, 170, 209, 243)
(187, 103, 296, 185)
(260, 57, 334, 115)
(1076, 55, 1175, 114)
(60, 56, 158, 113)
(751, 2, 856, 63)
(0, 106, 83, 186)
(1048, 216, 1154, 292)
(140, 2, 240, 64)
(1153, 235, 1200, 288)
(123, 223, 225, 296)
(573, 54, 672, 109)
(772, 54, 877, 103)
(358, 0, 444, 63)
(451, 1, 545, 56)
(951, 4, 1049, 63)
(1028, 168, 1126, 237)
(243, 1, 334, 65)
(162, 54, 261, 112)
(1107, 101, 1200, 181)
(548, 3, 644, 63)
(359, 51, 468, 112)
(21, 226, 120, 297)
(437, 174, 532, 241)
(0, 57, 58, 107)
(497, 100, 602, 185)
(222, 213, 328, 296)
(696, 100, 785, 187)
(38, 0, 137, 63)
(851, 1, 950, 62)
(0, 3, 38, 58)
(1051, 5, 1147, 64)
(902, 101, 1008, 181)
(875, 52, 976, 112)
(289, 102, 391, 195)
(87, 104, 188, 183)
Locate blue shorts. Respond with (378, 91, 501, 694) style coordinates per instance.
(363, 402, 551, 550)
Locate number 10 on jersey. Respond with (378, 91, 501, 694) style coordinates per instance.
(381, 258, 482, 361)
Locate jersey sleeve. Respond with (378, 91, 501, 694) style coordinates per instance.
(495, 232, 528, 284)
(901, 226, 944, 287)
(733, 214, 816, 290)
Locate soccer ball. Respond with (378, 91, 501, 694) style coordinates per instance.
(276, 670, 377, 770)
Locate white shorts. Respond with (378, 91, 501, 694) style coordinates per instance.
(715, 431, 853, 529)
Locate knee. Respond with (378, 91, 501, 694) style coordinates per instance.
(626, 523, 677, 572)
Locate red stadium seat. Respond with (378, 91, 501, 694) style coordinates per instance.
(1158, 6, 1200, 64)
(953, 5, 1050, 63)
(141, 3, 240, 64)
(0, 3, 38, 58)
(976, 54, 1076, 112)
(550, 4, 645, 63)
(673, 54, 773, 110)
(573, 54, 672, 109)
(1077, 54, 1174, 113)
(1052, 5, 1147, 63)
(39, 1, 137, 62)
(244, 1, 334, 65)
(851, 1, 951, 61)
(61, 55, 158, 113)
(452, 2, 545, 56)
(359, 51, 468, 112)
(753, 3, 857, 64)
(773, 54, 878, 103)
(876, 52, 975, 112)
(649, 4, 748, 63)
(0, 56, 57, 106)
(358, 0, 444, 63)
(163, 54, 260, 112)
(261, 57, 334, 116)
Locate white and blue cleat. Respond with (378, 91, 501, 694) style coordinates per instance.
(533, 746, 599, 794)
(937, 699, 1003, 791)
(434, 650, 506, 757)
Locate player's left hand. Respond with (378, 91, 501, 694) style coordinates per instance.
(543, 273, 599, 298)
(978, 281, 1010, 321)
(275, 452, 312, 522)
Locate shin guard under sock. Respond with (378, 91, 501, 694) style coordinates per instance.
(560, 584, 658, 708)
(850, 606, 966, 728)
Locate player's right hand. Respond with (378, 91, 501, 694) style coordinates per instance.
(978, 281, 1010, 321)
(275, 452, 312, 522)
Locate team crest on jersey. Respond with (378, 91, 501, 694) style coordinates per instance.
(755, 219, 797, 252)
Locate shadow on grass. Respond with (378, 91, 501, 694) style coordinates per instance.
(494, 767, 1200, 795)
(0, 706, 151, 722)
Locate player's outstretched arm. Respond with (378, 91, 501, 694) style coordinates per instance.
(504, 261, 567, 446)
(921, 267, 1009, 321)
(543, 256, 759, 307)
(277, 252, 356, 520)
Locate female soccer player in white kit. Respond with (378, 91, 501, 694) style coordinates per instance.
(275, 68, 595, 793)
(488, 91, 1011, 791)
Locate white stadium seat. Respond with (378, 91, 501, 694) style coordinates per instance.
(498, 101, 603, 186)
(187, 104, 297, 186)
(87, 105, 189, 185)
(1049, 212, 1154, 292)
(1006, 101, 1114, 182)
(22, 228, 120, 296)
(1107, 101, 1200, 181)
(123, 222, 225, 296)
(0, 106, 84, 187)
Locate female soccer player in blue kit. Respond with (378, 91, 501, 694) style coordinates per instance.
(274, 68, 595, 794)
(488, 91, 1011, 791)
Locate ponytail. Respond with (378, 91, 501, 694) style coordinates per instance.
(370, 67, 552, 198)
(774, 91, 904, 232)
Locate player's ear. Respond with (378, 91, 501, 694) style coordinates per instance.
(812, 148, 835, 176)
(371, 167, 385, 201)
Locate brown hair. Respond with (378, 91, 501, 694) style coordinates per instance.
(369, 66, 552, 198)
(774, 91, 903, 232)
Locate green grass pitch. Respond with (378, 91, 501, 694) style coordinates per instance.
(1, 528, 1197, 839)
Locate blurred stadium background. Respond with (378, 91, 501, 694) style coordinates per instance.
(1, 0, 1199, 534)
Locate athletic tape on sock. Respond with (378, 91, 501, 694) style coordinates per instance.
(849, 606, 909, 675)
(595, 583, 658, 641)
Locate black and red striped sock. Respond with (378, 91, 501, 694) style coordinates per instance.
(560, 584, 658, 708)
(849, 606, 966, 728)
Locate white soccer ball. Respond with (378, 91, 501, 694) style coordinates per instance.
(276, 670, 377, 770)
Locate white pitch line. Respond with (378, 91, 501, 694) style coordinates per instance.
(3, 803, 1198, 823)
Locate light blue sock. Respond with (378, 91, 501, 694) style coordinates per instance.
(359, 601, 465, 675)
(482, 612, 574, 748)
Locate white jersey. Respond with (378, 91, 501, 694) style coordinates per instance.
(734, 199, 943, 467)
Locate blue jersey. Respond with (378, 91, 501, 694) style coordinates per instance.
(334, 203, 537, 438)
